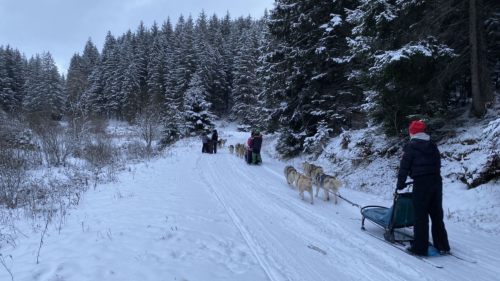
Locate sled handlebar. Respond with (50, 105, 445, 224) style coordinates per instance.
(394, 182, 414, 197)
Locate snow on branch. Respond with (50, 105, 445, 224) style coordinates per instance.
(371, 40, 455, 71)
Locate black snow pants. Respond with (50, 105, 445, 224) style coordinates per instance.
(412, 174, 450, 256)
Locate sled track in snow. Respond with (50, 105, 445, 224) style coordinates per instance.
(195, 154, 279, 281)
(184, 137, 497, 280)
(194, 148, 482, 280)
(195, 152, 382, 281)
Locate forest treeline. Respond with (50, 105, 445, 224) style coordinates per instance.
(1, 0, 500, 157)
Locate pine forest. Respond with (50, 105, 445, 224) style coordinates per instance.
(1, 0, 500, 158)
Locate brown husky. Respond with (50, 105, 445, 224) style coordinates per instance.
(293, 173, 313, 204)
(301, 161, 323, 178)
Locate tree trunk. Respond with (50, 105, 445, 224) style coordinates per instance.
(477, 0, 494, 103)
(469, 0, 486, 117)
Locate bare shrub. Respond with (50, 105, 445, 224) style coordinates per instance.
(133, 105, 163, 152)
(27, 113, 72, 166)
(88, 115, 108, 135)
(21, 173, 84, 231)
(83, 135, 119, 168)
(65, 107, 92, 157)
(0, 147, 29, 209)
(123, 140, 149, 161)
(82, 134, 122, 183)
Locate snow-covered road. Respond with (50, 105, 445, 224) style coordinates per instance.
(2, 129, 499, 281)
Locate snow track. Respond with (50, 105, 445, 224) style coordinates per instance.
(196, 148, 414, 280)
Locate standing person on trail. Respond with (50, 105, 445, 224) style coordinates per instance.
(211, 129, 218, 154)
(201, 131, 210, 153)
(396, 120, 451, 257)
(246, 130, 255, 164)
(250, 129, 263, 165)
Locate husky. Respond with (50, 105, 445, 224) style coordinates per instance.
(310, 166, 324, 182)
(313, 173, 342, 204)
(229, 145, 234, 154)
(239, 145, 246, 159)
(293, 173, 314, 204)
(301, 161, 323, 178)
(234, 143, 241, 157)
(218, 139, 227, 148)
(235, 143, 245, 158)
(283, 165, 297, 188)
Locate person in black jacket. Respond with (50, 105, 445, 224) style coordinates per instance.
(250, 129, 263, 164)
(396, 121, 450, 256)
(211, 129, 218, 154)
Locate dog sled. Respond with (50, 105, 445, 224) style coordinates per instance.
(360, 188, 414, 244)
(204, 142, 213, 154)
(358, 182, 476, 266)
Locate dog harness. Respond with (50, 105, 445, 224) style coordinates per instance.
(318, 174, 329, 185)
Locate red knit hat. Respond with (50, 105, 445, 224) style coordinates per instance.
(409, 121, 426, 134)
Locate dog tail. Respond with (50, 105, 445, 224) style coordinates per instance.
(332, 179, 343, 188)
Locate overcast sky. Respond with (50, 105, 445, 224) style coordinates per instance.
(0, 0, 275, 75)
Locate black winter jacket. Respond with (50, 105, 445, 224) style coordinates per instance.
(250, 133, 263, 152)
(397, 136, 441, 190)
(211, 132, 218, 142)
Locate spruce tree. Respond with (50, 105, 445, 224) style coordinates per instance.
(262, 0, 360, 156)
(232, 28, 261, 130)
(147, 21, 166, 106)
(183, 70, 217, 133)
(23, 54, 44, 112)
(118, 30, 141, 121)
(87, 31, 118, 117)
(0, 46, 26, 112)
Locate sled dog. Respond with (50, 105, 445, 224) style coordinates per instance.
(293, 173, 313, 204)
(235, 143, 245, 158)
(218, 139, 227, 148)
(229, 145, 234, 154)
(234, 143, 241, 157)
(301, 161, 323, 178)
(313, 173, 342, 204)
(310, 166, 324, 182)
(283, 165, 297, 188)
(239, 145, 246, 159)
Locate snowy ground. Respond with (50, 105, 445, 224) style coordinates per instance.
(1, 121, 499, 281)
